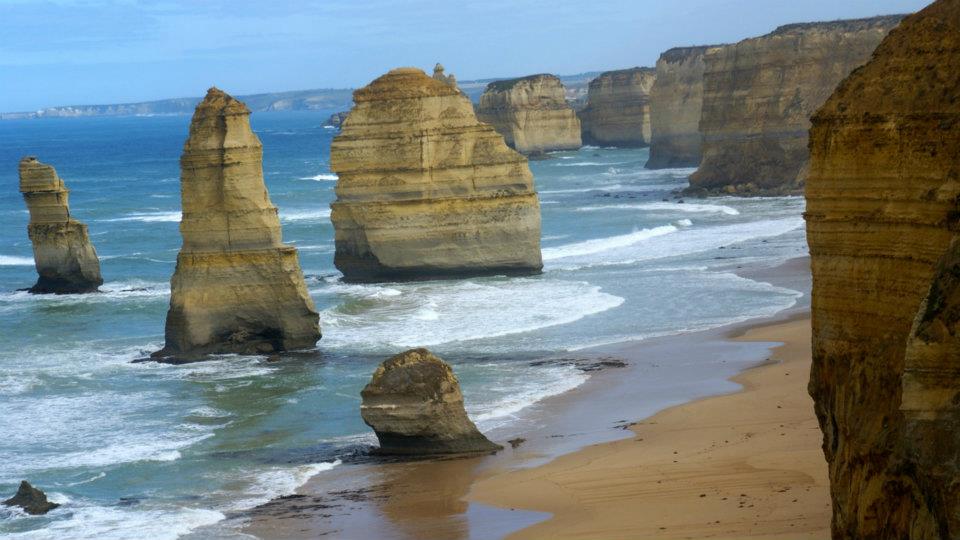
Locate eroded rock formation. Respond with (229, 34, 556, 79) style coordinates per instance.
(325, 111, 349, 129)
(691, 15, 904, 196)
(3, 481, 59, 515)
(476, 74, 581, 154)
(647, 46, 717, 169)
(432, 63, 458, 90)
(361, 348, 502, 455)
(330, 67, 542, 282)
(153, 88, 320, 360)
(806, 2, 959, 537)
(578, 67, 656, 147)
(18, 157, 102, 294)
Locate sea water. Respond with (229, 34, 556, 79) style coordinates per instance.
(0, 112, 807, 538)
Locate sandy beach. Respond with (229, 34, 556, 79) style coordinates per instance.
(240, 257, 828, 539)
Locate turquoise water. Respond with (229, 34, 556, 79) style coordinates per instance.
(0, 111, 806, 538)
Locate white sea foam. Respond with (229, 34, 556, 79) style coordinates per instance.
(280, 208, 331, 222)
(320, 278, 624, 350)
(225, 460, 341, 511)
(542, 225, 679, 261)
(101, 211, 181, 223)
(299, 173, 338, 181)
(676, 218, 693, 227)
(468, 364, 589, 431)
(575, 202, 740, 215)
(539, 184, 623, 194)
(3, 504, 226, 540)
(0, 255, 35, 266)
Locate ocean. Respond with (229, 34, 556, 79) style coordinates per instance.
(0, 111, 807, 538)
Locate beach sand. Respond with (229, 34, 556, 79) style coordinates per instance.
(240, 258, 829, 539)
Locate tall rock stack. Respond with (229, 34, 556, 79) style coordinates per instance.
(806, 2, 959, 537)
(646, 46, 717, 169)
(690, 15, 903, 196)
(154, 88, 320, 360)
(330, 68, 543, 282)
(476, 74, 581, 155)
(577, 67, 656, 147)
(18, 157, 102, 294)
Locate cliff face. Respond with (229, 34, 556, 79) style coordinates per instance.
(330, 68, 543, 282)
(647, 46, 716, 169)
(692, 15, 904, 195)
(578, 67, 656, 147)
(806, 2, 959, 537)
(18, 157, 102, 294)
(154, 88, 320, 360)
(475, 74, 581, 154)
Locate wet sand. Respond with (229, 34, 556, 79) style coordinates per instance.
(241, 257, 827, 539)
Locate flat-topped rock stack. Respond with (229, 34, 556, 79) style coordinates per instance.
(690, 15, 904, 196)
(153, 87, 320, 360)
(806, 2, 959, 537)
(18, 157, 102, 294)
(476, 74, 581, 155)
(330, 67, 543, 282)
(647, 46, 718, 169)
(578, 67, 657, 147)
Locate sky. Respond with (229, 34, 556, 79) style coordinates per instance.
(0, 0, 933, 112)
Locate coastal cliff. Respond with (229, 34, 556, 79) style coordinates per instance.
(329, 67, 542, 282)
(578, 67, 656, 147)
(475, 74, 581, 154)
(806, 2, 959, 537)
(691, 15, 904, 195)
(154, 88, 320, 360)
(647, 46, 716, 169)
(18, 157, 102, 294)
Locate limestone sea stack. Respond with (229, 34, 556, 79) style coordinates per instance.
(646, 46, 717, 169)
(806, 2, 959, 537)
(18, 157, 102, 294)
(361, 348, 502, 455)
(153, 88, 320, 360)
(475, 74, 581, 155)
(330, 68, 542, 282)
(690, 15, 904, 196)
(578, 67, 656, 147)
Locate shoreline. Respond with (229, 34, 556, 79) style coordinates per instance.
(237, 256, 819, 539)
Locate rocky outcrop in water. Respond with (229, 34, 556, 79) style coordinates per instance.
(806, 2, 959, 537)
(476, 74, 581, 155)
(691, 15, 904, 196)
(329, 67, 542, 282)
(3, 481, 59, 515)
(153, 88, 320, 360)
(647, 46, 717, 169)
(18, 157, 102, 294)
(325, 111, 349, 129)
(361, 348, 502, 455)
(578, 67, 656, 147)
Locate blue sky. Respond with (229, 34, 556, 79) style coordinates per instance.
(0, 0, 932, 112)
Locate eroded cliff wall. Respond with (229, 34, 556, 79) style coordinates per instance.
(578, 67, 656, 147)
(647, 46, 716, 169)
(18, 157, 102, 294)
(476, 74, 581, 154)
(330, 68, 542, 282)
(806, 2, 959, 537)
(154, 88, 320, 360)
(692, 15, 904, 195)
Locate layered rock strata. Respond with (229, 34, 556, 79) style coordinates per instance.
(476, 74, 581, 154)
(690, 15, 904, 196)
(18, 157, 102, 294)
(647, 46, 716, 169)
(578, 67, 656, 147)
(806, 2, 960, 537)
(361, 348, 502, 455)
(153, 88, 320, 360)
(330, 68, 542, 282)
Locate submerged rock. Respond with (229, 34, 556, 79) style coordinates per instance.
(3, 481, 59, 515)
(578, 67, 656, 147)
(691, 15, 904, 196)
(330, 67, 542, 282)
(476, 74, 581, 154)
(18, 157, 102, 294)
(806, 2, 959, 537)
(153, 88, 320, 360)
(647, 46, 719, 169)
(360, 348, 502, 455)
